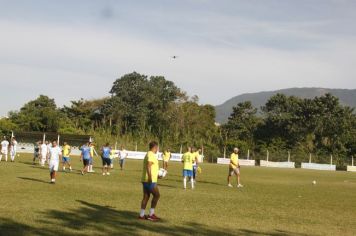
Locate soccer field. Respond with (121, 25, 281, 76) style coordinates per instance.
(0, 154, 356, 236)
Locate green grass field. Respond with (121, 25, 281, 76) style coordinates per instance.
(1, 154, 356, 236)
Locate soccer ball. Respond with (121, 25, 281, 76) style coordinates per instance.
(158, 168, 167, 178)
(312, 180, 316, 185)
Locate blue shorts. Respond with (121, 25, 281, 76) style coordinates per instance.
(142, 182, 157, 192)
(183, 169, 193, 177)
(62, 157, 70, 162)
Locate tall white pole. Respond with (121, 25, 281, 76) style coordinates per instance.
(57, 135, 60, 145)
(11, 131, 14, 138)
(180, 144, 183, 154)
(330, 154, 333, 165)
(266, 150, 269, 162)
(352, 156, 354, 166)
(309, 153, 312, 163)
(247, 149, 250, 160)
(115, 141, 117, 150)
(135, 142, 138, 152)
(43, 133, 46, 143)
(288, 151, 290, 162)
(223, 146, 226, 159)
(201, 145, 204, 156)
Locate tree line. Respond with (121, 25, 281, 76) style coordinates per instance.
(0, 72, 355, 168)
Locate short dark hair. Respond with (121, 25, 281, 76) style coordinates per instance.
(149, 141, 158, 150)
(105, 142, 110, 146)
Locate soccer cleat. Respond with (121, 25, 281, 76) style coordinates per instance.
(228, 184, 233, 188)
(81, 171, 84, 175)
(107, 172, 110, 175)
(102, 173, 105, 176)
(138, 215, 147, 220)
(237, 184, 244, 188)
(147, 214, 160, 221)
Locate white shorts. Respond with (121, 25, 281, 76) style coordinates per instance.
(229, 167, 240, 176)
(41, 152, 47, 159)
(1, 149, 7, 154)
(49, 161, 59, 172)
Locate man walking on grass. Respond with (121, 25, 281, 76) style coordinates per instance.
(0, 136, 9, 162)
(48, 141, 62, 184)
(62, 142, 72, 172)
(227, 148, 243, 188)
(80, 142, 92, 175)
(139, 141, 161, 221)
(182, 147, 194, 190)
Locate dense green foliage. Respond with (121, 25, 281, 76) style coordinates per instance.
(1, 72, 355, 168)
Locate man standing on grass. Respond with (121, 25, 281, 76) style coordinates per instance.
(33, 141, 40, 165)
(227, 148, 243, 188)
(162, 148, 171, 171)
(48, 141, 62, 184)
(119, 146, 128, 170)
(0, 136, 9, 162)
(139, 141, 161, 221)
(80, 142, 92, 175)
(62, 142, 72, 172)
(88, 142, 96, 173)
(10, 137, 18, 162)
(40, 141, 48, 166)
(101, 143, 112, 176)
(182, 147, 194, 190)
(191, 147, 200, 183)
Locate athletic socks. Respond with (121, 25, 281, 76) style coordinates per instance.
(149, 208, 155, 216)
(191, 179, 195, 189)
(140, 209, 145, 217)
(183, 177, 187, 189)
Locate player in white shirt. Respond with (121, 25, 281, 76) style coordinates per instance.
(40, 141, 48, 166)
(0, 137, 10, 162)
(10, 137, 18, 162)
(119, 146, 128, 170)
(48, 141, 62, 184)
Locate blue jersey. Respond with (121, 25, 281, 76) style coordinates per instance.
(81, 146, 91, 160)
(102, 147, 111, 159)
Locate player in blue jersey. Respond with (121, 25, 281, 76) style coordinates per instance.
(101, 143, 112, 176)
(80, 142, 92, 175)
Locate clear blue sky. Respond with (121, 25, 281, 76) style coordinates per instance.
(0, 0, 355, 116)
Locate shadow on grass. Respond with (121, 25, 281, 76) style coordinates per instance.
(17, 177, 49, 184)
(0, 200, 311, 236)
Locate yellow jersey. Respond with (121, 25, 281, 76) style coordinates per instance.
(141, 151, 159, 183)
(62, 145, 71, 157)
(90, 146, 94, 157)
(163, 151, 171, 162)
(182, 152, 193, 170)
(230, 153, 239, 169)
(110, 150, 116, 160)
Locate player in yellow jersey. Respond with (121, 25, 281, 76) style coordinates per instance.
(88, 142, 97, 173)
(182, 147, 194, 189)
(139, 141, 161, 221)
(191, 147, 201, 183)
(61, 142, 72, 172)
(227, 148, 243, 188)
(162, 148, 171, 171)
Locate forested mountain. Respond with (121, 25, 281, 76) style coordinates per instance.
(215, 88, 356, 123)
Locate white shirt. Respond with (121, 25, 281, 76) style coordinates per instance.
(49, 146, 62, 162)
(1, 140, 9, 150)
(119, 149, 128, 159)
(41, 144, 48, 153)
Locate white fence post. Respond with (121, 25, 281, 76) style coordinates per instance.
(266, 150, 269, 162)
(309, 153, 312, 163)
(288, 151, 290, 162)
